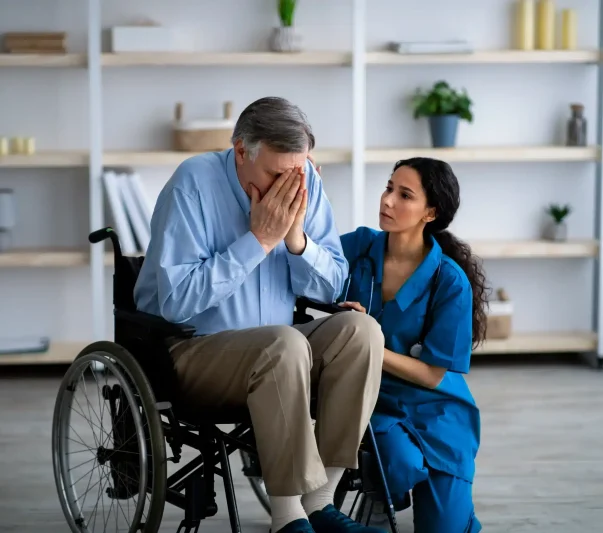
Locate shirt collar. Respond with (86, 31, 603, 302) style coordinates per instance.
(394, 233, 442, 312)
(225, 148, 251, 215)
(366, 231, 442, 312)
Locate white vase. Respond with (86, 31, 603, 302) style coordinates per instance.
(269, 25, 302, 53)
(544, 220, 568, 241)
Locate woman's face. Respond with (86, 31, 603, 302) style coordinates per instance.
(379, 165, 435, 233)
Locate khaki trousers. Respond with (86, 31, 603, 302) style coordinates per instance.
(169, 311, 384, 497)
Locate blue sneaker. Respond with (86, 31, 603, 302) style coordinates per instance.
(308, 504, 389, 533)
(273, 518, 316, 533)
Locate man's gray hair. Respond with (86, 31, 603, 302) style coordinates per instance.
(231, 97, 316, 160)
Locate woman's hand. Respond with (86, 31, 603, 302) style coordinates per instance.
(338, 301, 366, 313)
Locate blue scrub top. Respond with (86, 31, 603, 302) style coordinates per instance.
(340, 227, 480, 483)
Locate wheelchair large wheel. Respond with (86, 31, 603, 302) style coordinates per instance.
(52, 341, 167, 533)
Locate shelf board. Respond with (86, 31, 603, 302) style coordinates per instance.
(104, 148, 351, 167)
(0, 249, 90, 268)
(367, 49, 600, 65)
(0, 341, 85, 366)
(0, 53, 86, 67)
(365, 146, 600, 164)
(102, 51, 352, 67)
(469, 239, 598, 259)
(474, 331, 597, 355)
(0, 151, 88, 167)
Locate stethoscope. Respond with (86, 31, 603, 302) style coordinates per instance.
(342, 239, 442, 358)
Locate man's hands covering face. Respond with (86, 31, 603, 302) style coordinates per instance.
(250, 166, 307, 255)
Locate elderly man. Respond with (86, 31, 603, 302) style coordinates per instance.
(134, 97, 385, 533)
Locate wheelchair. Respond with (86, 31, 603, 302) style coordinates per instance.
(52, 227, 406, 533)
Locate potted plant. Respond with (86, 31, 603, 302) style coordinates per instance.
(411, 80, 473, 148)
(543, 203, 572, 241)
(269, 0, 302, 53)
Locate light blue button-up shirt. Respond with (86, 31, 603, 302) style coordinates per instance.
(134, 148, 348, 335)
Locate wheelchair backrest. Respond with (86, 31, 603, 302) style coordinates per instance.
(113, 255, 145, 312)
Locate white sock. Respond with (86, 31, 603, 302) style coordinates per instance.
(270, 495, 307, 533)
(301, 467, 346, 516)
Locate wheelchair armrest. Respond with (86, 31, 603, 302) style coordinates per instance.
(114, 309, 196, 338)
(295, 297, 351, 316)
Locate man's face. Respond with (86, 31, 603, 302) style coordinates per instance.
(234, 140, 308, 199)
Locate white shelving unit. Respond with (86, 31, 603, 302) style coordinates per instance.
(1, 0, 602, 365)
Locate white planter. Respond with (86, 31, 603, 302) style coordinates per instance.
(544, 220, 568, 241)
(269, 26, 302, 53)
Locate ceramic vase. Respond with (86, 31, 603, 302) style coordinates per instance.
(428, 115, 459, 148)
(269, 25, 302, 53)
(544, 220, 567, 241)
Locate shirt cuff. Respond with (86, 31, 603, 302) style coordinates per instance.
(228, 231, 267, 274)
(287, 233, 319, 270)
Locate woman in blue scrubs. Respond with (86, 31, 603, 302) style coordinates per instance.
(338, 157, 489, 533)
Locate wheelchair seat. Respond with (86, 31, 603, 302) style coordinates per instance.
(51, 227, 404, 533)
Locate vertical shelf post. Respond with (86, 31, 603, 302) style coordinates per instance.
(351, 0, 366, 230)
(592, 0, 603, 366)
(88, 0, 105, 341)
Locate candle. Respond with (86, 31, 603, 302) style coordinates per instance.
(0, 137, 8, 156)
(24, 137, 36, 155)
(561, 9, 577, 50)
(536, 0, 555, 50)
(516, 0, 535, 50)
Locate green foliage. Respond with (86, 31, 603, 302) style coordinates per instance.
(546, 203, 572, 223)
(278, 0, 297, 27)
(411, 80, 473, 122)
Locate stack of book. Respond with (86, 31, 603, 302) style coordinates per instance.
(3, 32, 67, 54)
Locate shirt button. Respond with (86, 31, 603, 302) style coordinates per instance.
(263, 287, 267, 292)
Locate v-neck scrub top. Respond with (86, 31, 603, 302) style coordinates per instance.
(340, 226, 480, 483)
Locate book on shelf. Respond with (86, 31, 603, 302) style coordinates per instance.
(102, 170, 152, 255)
(387, 40, 474, 55)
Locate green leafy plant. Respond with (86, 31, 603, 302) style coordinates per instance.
(546, 203, 572, 223)
(278, 0, 297, 27)
(411, 80, 473, 122)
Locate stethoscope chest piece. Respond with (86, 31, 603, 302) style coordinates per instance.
(409, 343, 423, 358)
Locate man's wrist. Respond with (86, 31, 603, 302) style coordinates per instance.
(285, 229, 307, 255)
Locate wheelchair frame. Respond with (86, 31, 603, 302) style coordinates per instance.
(52, 227, 403, 533)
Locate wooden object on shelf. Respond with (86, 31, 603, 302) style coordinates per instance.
(0, 150, 87, 167)
(0, 340, 85, 366)
(102, 51, 352, 67)
(3, 31, 66, 54)
(104, 148, 352, 166)
(367, 49, 599, 65)
(365, 145, 600, 163)
(0, 249, 89, 268)
(173, 101, 234, 152)
(0, 53, 85, 67)
(474, 331, 596, 354)
(469, 239, 598, 259)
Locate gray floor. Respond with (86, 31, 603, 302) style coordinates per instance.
(1, 354, 602, 533)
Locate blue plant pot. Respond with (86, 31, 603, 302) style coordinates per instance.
(428, 114, 459, 148)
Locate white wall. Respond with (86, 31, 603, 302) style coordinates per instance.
(0, 0, 599, 344)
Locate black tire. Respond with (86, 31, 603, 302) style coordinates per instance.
(52, 341, 167, 533)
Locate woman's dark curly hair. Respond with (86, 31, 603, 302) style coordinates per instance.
(392, 157, 490, 348)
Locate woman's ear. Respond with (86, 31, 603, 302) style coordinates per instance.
(423, 207, 437, 224)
